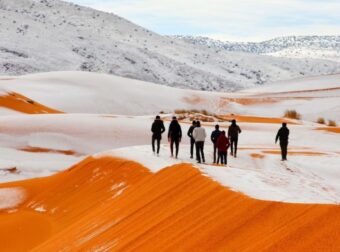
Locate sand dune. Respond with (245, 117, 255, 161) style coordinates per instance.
(0, 91, 62, 114)
(0, 157, 339, 251)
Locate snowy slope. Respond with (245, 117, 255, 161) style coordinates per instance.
(1, 71, 339, 122)
(1, 0, 340, 91)
(175, 35, 340, 63)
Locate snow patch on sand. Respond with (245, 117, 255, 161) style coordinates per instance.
(0, 187, 25, 210)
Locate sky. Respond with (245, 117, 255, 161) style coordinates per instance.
(67, 0, 340, 42)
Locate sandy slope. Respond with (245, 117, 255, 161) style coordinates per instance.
(1, 157, 340, 251)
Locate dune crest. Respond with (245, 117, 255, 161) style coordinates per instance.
(0, 157, 339, 251)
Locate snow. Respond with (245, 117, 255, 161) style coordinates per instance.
(0, 0, 340, 91)
(0, 187, 25, 210)
(0, 71, 339, 204)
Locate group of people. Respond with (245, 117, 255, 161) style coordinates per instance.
(152, 116, 242, 165)
(151, 115, 290, 164)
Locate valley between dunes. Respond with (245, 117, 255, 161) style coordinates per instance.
(0, 72, 339, 251)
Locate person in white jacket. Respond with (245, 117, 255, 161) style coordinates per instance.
(192, 121, 206, 163)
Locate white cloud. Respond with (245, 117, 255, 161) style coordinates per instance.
(68, 0, 340, 41)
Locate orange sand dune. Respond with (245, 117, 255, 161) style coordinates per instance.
(316, 127, 340, 134)
(0, 92, 62, 114)
(219, 114, 299, 124)
(20, 147, 79, 156)
(1, 157, 340, 251)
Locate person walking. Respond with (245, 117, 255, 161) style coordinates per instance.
(187, 120, 197, 159)
(211, 124, 221, 163)
(275, 123, 290, 161)
(228, 119, 242, 158)
(216, 131, 230, 165)
(193, 121, 206, 163)
(151, 115, 165, 155)
(168, 116, 182, 158)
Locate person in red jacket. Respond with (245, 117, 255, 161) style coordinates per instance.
(216, 131, 230, 165)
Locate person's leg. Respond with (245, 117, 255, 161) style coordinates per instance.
(280, 142, 284, 160)
(196, 142, 201, 163)
(224, 152, 227, 165)
(190, 138, 194, 158)
(230, 139, 234, 156)
(156, 138, 161, 154)
(234, 138, 238, 157)
(213, 145, 217, 163)
(152, 136, 156, 153)
(283, 143, 288, 160)
(170, 138, 174, 157)
(201, 142, 205, 163)
(175, 138, 179, 158)
(217, 152, 221, 164)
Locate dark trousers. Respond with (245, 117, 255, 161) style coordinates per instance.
(280, 141, 288, 160)
(213, 144, 218, 163)
(217, 151, 227, 165)
(152, 136, 161, 154)
(195, 141, 205, 163)
(170, 138, 180, 157)
(190, 138, 195, 158)
(230, 138, 238, 156)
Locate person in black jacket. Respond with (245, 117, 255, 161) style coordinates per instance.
(228, 119, 242, 157)
(275, 123, 290, 161)
(187, 120, 197, 159)
(168, 116, 182, 158)
(211, 124, 221, 163)
(151, 115, 165, 155)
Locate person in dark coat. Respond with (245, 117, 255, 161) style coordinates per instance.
(168, 116, 182, 158)
(187, 120, 197, 159)
(211, 124, 221, 163)
(275, 123, 290, 161)
(228, 119, 242, 157)
(216, 131, 230, 165)
(151, 115, 165, 155)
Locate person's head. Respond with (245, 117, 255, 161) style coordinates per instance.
(282, 122, 287, 127)
(231, 119, 236, 125)
(221, 130, 226, 135)
(192, 120, 196, 126)
(196, 121, 201, 127)
(155, 115, 160, 120)
(172, 116, 177, 121)
(215, 124, 219, 130)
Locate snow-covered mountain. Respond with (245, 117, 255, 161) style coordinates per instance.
(1, 0, 340, 91)
(174, 35, 340, 62)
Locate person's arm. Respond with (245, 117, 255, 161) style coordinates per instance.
(160, 122, 165, 134)
(193, 128, 197, 141)
(179, 125, 182, 141)
(238, 126, 242, 134)
(203, 128, 207, 140)
(168, 124, 171, 139)
(187, 127, 192, 137)
(151, 123, 155, 133)
(275, 129, 280, 144)
(226, 138, 230, 149)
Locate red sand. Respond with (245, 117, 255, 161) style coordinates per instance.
(0, 157, 339, 251)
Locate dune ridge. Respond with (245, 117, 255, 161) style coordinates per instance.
(0, 157, 339, 251)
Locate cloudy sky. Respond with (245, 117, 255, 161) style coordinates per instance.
(67, 0, 340, 41)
